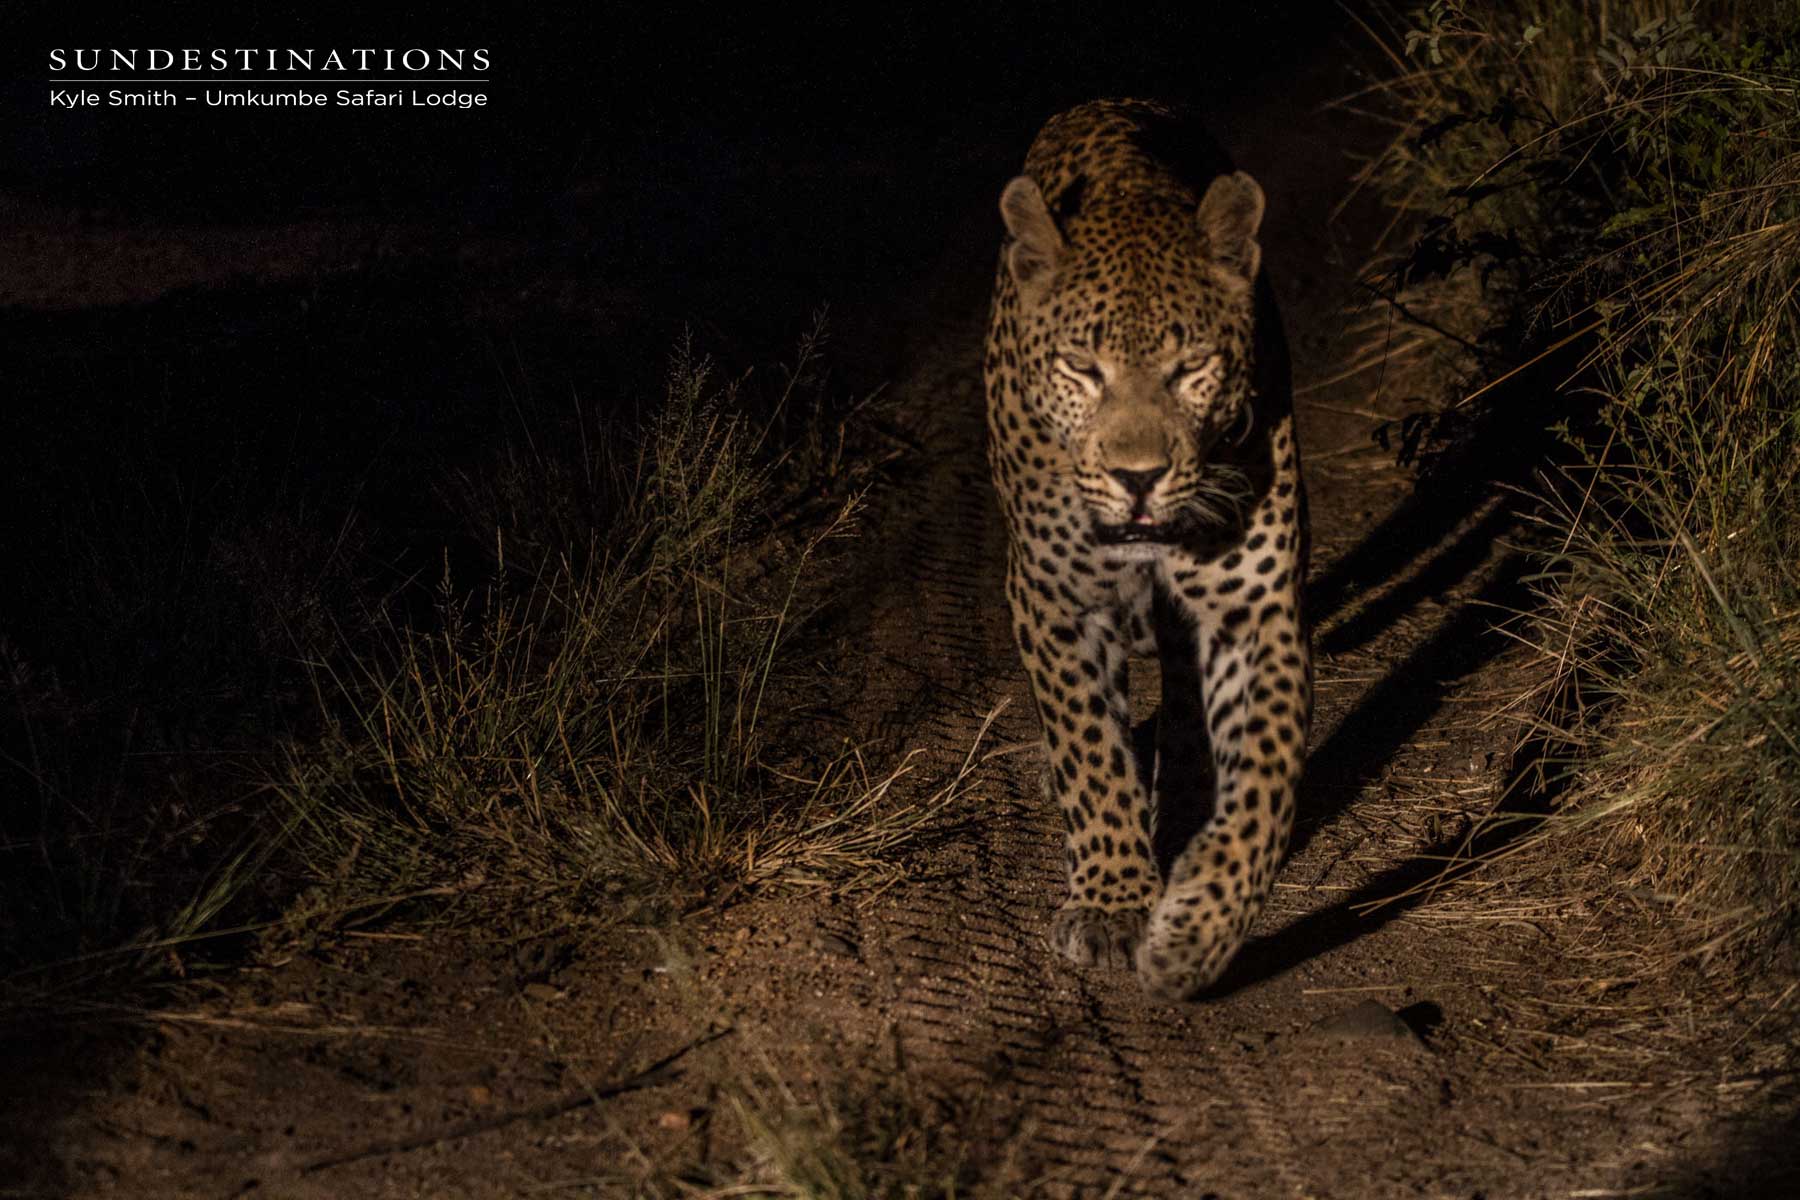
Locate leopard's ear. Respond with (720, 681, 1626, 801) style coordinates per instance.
(1197, 171, 1264, 284)
(1000, 176, 1063, 301)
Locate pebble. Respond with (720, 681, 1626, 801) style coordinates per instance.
(1304, 999, 1423, 1045)
(813, 931, 860, 958)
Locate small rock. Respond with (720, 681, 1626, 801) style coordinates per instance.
(813, 931, 859, 958)
(522, 982, 562, 1003)
(467, 1085, 493, 1106)
(1306, 999, 1422, 1044)
(657, 1109, 691, 1131)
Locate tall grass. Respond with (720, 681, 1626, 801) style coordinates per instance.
(1359, 1, 1800, 972)
(275, 335, 961, 934)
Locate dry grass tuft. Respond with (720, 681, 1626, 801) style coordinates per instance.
(272, 333, 948, 934)
(661, 1040, 1053, 1200)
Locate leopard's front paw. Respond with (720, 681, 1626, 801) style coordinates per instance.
(1049, 905, 1147, 972)
(1135, 919, 1238, 1001)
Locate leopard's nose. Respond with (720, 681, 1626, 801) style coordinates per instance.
(1109, 466, 1167, 500)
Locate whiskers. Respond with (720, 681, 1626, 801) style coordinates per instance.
(1169, 463, 1253, 527)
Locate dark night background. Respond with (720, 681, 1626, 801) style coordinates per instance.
(7, 8, 1335, 255)
(0, 4, 1345, 698)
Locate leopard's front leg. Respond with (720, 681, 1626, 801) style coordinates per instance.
(1008, 561, 1161, 972)
(1136, 574, 1312, 999)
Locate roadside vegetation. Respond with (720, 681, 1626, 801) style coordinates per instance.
(1357, 0, 1800, 978)
(1, 312, 953, 1008)
(270, 329, 961, 936)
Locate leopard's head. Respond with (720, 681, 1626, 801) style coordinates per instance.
(1000, 170, 1265, 549)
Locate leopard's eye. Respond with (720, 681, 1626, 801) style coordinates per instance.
(1054, 350, 1104, 386)
(1168, 353, 1223, 389)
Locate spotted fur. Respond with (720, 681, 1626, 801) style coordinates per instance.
(983, 99, 1312, 999)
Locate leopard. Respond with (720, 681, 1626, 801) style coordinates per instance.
(983, 98, 1312, 1000)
